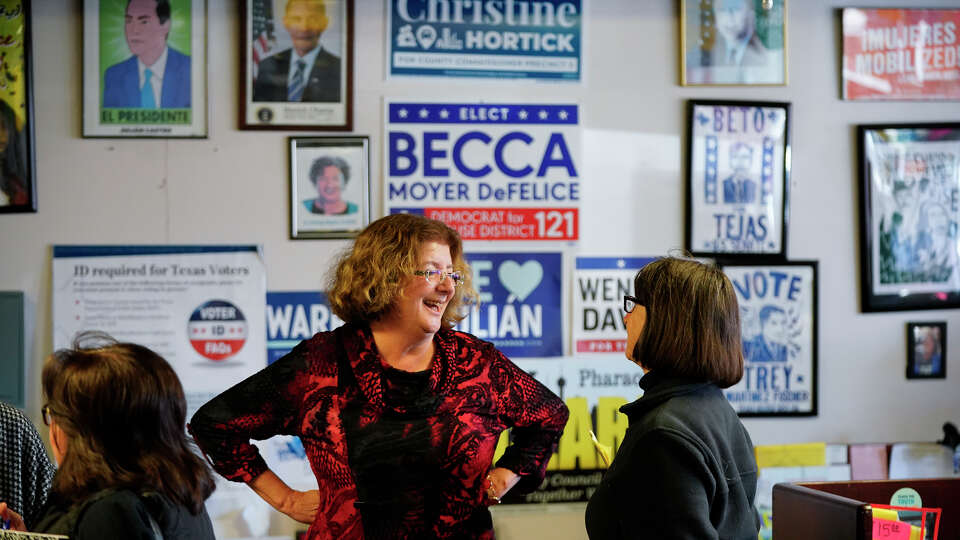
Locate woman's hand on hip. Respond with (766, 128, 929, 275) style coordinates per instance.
(278, 489, 320, 524)
(484, 467, 520, 505)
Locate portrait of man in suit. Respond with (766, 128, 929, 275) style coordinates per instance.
(722, 142, 757, 204)
(744, 305, 788, 363)
(102, 0, 191, 109)
(254, 0, 341, 103)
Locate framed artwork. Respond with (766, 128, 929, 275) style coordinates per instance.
(719, 260, 818, 417)
(858, 123, 960, 312)
(82, 0, 208, 138)
(842, 8, 960, 101)
(0, 0, 35, 213)
(680, 0, 787, 86)
(290, 136, 369, 239)
(241, 0, 353, 130)
(906, 322, 946, 379)
(686, 100, 790, 258)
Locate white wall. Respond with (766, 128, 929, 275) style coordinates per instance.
(2, 1, 959, 538)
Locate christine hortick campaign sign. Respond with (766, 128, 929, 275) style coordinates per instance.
(385, 101, 581, 241)
(572, 257, 656, 355)
(387, 0, 582, 80)
(458, 252, 563, 357)
(266, 291, 344, 364)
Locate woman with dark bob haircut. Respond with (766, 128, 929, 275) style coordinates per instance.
(0, 333, 216, 538)
(190, 213, 568, 539)
(585, 257, 761, 539)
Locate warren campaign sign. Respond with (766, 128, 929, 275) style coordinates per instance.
(266, 291, 344, 364)
(385, 101, 581, 241)
(573, 257, 655, 355)
(459, 252, 562, 357)
(387, 0, 582, 80)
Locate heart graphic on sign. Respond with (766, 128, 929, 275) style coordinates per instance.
(416, 25, 437, 49)
(498, 260, 543, 302)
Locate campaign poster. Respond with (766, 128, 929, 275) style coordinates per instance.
(497, 355, 644, 504)
(687, 100, 789, 256)
(51, 245, 265, 416)
(82, 0, 207, 137)
(572, 257, 655, 355)
(842, 9, 960, 100)
(865, 131, 960, 295)
(458, 251, 562, 357)
(721, 262, 818, 416)
(385, 100, 581, 241)
(266, 291, 344, 364)
(386, 0, 582, 81)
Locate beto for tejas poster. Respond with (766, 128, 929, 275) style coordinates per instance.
(385, 100, 581, 241)
(720, 261, 818, 416)
(572, 257, 655, 355)
(52, 245, 266, 415)
(386, 0, 582, 81)
(459, 251, 563, 357)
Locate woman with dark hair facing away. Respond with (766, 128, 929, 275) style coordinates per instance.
(190, 213, 568, 539)
(585, 257, 761, 539)
(0, 334, 216, 539)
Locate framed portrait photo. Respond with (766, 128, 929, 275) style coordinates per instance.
(842, 8, 960, 101)
(858, 123, 960, 312)
(242, 0, 353, 130)
(680, 0, 787, 86)
(82, 0, 208, 138)
(719, 260, 818, 417)
(290, 136, 369, 239)
(686, 100, 791, 258)
(0, 0, 35, 213)
(906, 322, 946, 379)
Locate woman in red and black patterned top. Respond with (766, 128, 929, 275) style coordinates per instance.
(189, 213, 568, 539)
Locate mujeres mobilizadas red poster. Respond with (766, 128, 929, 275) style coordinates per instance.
(842, 9, 960, 100)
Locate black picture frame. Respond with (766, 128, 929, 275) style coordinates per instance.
(906, 322, 946, 379)
(685, 99, 791, 259)
(718, 260, 818, 417)
(0, 0, 35, 213)
(290, 136, 369, 239)
(857, 123, 960, 312)
(241, 0, 354, 131)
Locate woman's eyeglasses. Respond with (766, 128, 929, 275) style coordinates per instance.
(414, 270, 463, 287)
(623, 295, 640, 313)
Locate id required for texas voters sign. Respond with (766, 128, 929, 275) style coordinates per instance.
(385, 100, 581, 241)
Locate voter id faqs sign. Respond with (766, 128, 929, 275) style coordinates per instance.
(385, 101, 581, 241)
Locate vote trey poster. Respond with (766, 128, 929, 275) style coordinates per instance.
(385, 100, 581, 241)
(266, 291, 344, 364)
(387, 0, 582, 80)
(720, 261, 818, 416)
(842, 9, 960, 100)
(51, 245, 266, 416)
(687, 100, 790, 257)
(572, 257, 655, 355)
(458, 251, 562, 357)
